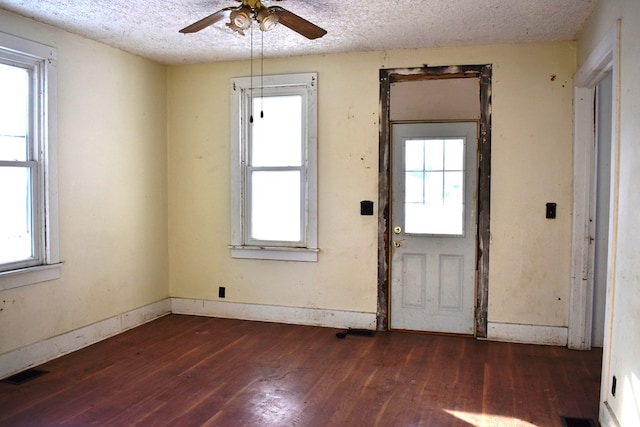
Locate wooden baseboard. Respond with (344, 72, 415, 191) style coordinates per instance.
(0, 299, 170, 379)
(171, 298, 377, 330)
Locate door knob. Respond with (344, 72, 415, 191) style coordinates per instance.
(393, 226, 402, 234)
(393, 240, 401, 248)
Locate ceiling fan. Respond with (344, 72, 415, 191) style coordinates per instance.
(179, 0, 327, 40)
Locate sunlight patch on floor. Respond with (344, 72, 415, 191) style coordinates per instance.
(445, 409, 540, 427)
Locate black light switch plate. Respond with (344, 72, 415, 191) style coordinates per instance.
(361, 200, 374, 216)
(546, 202, 557, 219)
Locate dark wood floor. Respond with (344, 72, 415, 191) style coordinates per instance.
(0, 315, 602, 426)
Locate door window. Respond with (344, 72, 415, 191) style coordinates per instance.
(404, 137, 465, 235)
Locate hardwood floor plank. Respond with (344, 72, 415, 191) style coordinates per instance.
(0, 315, 602, 426)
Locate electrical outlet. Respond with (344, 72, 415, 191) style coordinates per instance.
(218, 287, 226, 298)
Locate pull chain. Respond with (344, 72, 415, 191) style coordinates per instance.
(260, 29, 264, 119)
(250, 24, 254, 123)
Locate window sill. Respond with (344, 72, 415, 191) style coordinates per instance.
(0, 263, 63, 291)
(229, 245, 319, 262)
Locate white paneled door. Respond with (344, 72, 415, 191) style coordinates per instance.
(390, 122, 478, 334)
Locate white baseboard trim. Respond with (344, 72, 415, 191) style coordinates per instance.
(0, 299, 170, 380)
(171, 298, 377, 330)
(600, 401, 621, 427)
(486, 322, 568, 346)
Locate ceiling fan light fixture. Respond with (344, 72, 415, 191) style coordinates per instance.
(257, 7, 279, 32)
(230, 6, 252, 30)
(226, 22, 247, 36)
(180, 1, 326, 40)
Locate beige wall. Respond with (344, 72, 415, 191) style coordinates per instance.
(168, 42, 576, 328)
(0, 7, 581, 367)
(0, 10, 169, 354)
(577, 0, 640, 425)
(390, 78, 481, 121)
(6, 3, 636, 422)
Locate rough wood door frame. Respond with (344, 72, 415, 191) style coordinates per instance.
(377, 64, 492, 337)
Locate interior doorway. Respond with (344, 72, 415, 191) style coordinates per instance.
(377, 65, 492, 336)
(569, 22, 618, 353)
(591, 72, 613, 347)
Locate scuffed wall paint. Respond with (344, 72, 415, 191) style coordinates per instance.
(168, 42, 575, 331)
(577, 0, 640, 425)
(0, 9, 169, 355)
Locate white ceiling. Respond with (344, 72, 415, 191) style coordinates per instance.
(0, 0, 597, 65)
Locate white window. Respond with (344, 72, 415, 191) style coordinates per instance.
(230, 73, 318, 261)
(0, 32, 60, 290)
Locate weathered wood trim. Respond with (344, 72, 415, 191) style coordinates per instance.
(377, 64, 492, 337)
(377, 69, 392, 330)
(476, 64, 492, 338)
(388, 65, 487, 83)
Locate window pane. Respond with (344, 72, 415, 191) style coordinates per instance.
(444, 138, 464, 170)
(0, 63, 29, 161)
(250, 170, 301, 242)
(424, 139, 443, 171)
(251, 95, 302, 167)
(444, 171, 464, 205)
(404, 137, 465, 236)
(424, 171, 443, 205)
(0, 166, 34, 263)
(406, 203, 463, 235)
(404, 139, 424, 171)
(405, 172, 424, 203)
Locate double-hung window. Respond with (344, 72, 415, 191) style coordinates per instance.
(230, 73, 318, 261)
(0, 32, 60, 289)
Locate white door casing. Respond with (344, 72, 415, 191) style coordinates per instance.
(390, 122, 478, 334)
(591, 72, 613, 347)
(569, 21, 618, 351)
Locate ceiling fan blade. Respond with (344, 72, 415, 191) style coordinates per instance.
(179, 7, 236, 33)
(270, 6, 327, 40)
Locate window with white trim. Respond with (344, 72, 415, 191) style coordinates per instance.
(0, 32, 60, 290)
(230, 73, 318, 261)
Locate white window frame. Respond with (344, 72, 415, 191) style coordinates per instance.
(0, 32, 60, 290)
(229, 73, 318, 261)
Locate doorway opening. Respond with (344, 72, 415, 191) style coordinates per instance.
(378, 65, 492, 336)
(569, 22, 619, 353)
(591, 71, 613, 348)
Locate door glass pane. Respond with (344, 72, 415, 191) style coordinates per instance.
(404, 139, 424, 171)
(424, 171, 443, 205)
(250, 170, 301, 242)
(0, 63, 29, 161)
(251, 95, 302, 167)
(404, 138, 465, 235)
(424, 139, 443, 171)
(444, 139, 464, 170)
(405, 171, 424, 203)
(444, 171, 464, 205)
(0, 166, 34, 263)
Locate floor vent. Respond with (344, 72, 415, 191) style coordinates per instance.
(2, 368, 49, 385)
(560, 416, 599, 427)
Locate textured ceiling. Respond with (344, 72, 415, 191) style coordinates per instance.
(0, 0, 597, 65)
